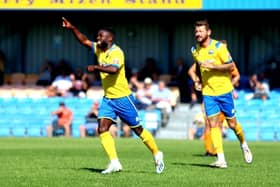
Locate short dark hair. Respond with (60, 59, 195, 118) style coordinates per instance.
(195, 19, 210, 30)
(99, 27, 115, 36)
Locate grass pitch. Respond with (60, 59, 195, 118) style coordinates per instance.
(0, 138, 279, 187)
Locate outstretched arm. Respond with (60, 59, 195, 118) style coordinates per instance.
(62, 17, 93, 49)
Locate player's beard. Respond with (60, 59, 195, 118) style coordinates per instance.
(97, 41, 108, 50)
(197, 35, 208, 45)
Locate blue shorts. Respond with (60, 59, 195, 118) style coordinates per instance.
(98, 94, 141, 127)
(203, 92, 236, 118)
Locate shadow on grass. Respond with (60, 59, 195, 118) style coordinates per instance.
(192, 154, 207, 157)
(79, 167, 104, 173)
(171, 162, 212, 168)
(78, 167, 151, 174)
(192, 153, 217, 158)
(124, 170, 151, 174)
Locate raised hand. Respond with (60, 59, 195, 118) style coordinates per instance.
(62, 17, 74, 29)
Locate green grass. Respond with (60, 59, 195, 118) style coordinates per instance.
(0, 138, 279, 187)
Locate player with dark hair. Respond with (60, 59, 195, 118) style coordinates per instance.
(188, 19, 253, 168)
(202, 40, 242, 156)
(62, 17, 164, 174)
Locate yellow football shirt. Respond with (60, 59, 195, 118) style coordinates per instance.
(93, 42, 131, 98)
(191, 39, 233, 96)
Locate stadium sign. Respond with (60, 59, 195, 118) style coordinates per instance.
(0, 0, 202, 10)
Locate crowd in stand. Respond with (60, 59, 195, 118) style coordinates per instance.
(0, 53, 280, 138)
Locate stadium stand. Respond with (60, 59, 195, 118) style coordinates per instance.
(138, 109, 161, 136)
(0, 82, 280, 140)
(10, 73, 26, 85)
(0, 86, 163, 138)
(25, 74, 39, 85)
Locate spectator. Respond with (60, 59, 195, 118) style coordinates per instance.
(80, 101, 99, 137)
(170, 57, 190, 103)
(249, 73, 270, 100)
(46, 102, 73, 137)
(128, 71, 141, 93)
(138, 57, 161, 82)
(36, 60, 55, 86)
(151, 80, 172, 127)
(70, 67, 89, 98)
(135, 77, 156, 110)
(120, 122, 132, 137)
(46, 70, 73, 97)
(53, 59, 73, 79)
(188, 111, 205, 140)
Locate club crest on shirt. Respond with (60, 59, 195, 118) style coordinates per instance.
(113, 58, 120, 64)
(208, 49, 214, 54)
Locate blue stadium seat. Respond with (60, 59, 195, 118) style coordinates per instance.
(245, 99, 263, 107)
(26, 119, 45, 137)
(237, 117, 258, 128)
(260, 99, 279, 109)
(236, 109, 260, 120)
(71, 118, 85, 138)
(276, 125, 280, 141)
(12, 127, 27, 137)
(72, 126, 81, 138)
(259, 111, 280, 120)
(0, 121, 12, 136)
(228, 126, 260, 141)
(27, 126, 43, 137)
(138, 109, 161, 136)
(0, 118, 13, 136)
(243, 127, 259, 141)
(0, 128, 11, 136)
(226, 130, 237, 141)
(259, 126, 276, 141)
(269, 90, 280, 100)
(53, 128, 65, 136)
(259, 114, 280, 141)
(0, 97, 102, 137)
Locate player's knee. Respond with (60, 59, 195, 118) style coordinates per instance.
(98, 125, 111, 134)
(132, 126, 143, 136)
(227, 119, 236, 129)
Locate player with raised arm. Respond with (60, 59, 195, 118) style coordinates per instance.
(62, 17, 164, 174)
